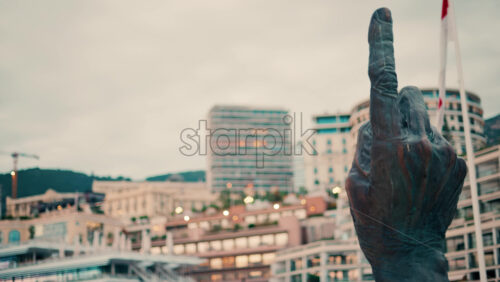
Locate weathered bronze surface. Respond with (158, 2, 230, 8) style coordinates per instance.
(346, 8, 467, 282)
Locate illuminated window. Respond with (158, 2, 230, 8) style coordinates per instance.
(222, 256, 235, 268)
(198, 241, 209, 253)
(235, 237, 248, 249)
(173, 244, 185, 254)
(346, 253, 357, 264)
(235, 255, 248, 267)
(185, 243, 197, 254)
(249, 271, 262, 278)
(211, 274, 222, 281)
(210, 258, 223, 269)
(348, 270, 359, 280)
(222, 239, 234, 251)
(263, 253, 275, 265)
(275, 233, 288, 246)
(249, 254, 262, 265)
(262, 234, 274, 245)
(150, 247, 161, 254)
(210, 240, 222, 251)
(248, 236, 261, 248)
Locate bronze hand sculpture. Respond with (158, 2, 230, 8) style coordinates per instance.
(346, 8, 467, 282)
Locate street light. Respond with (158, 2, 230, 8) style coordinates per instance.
(222, 210, 229, 216)
(183, 215, 190, 222)
(332, 186, 342, 195)
(273, 203, 280, 210)
(243, 196, 254, 204)
(175, 206, 184, 214)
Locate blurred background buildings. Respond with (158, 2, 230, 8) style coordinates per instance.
(0, 88, 498, 281)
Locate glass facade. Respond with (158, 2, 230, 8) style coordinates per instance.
(208, 106, 293, 192)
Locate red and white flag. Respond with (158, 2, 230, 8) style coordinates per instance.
(435, 0, 456, 132)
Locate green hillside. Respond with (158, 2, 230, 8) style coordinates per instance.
(0, 168, 206, 199)
(0, 168, 130, 198)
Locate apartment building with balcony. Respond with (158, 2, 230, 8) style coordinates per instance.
(128, 198, 327, 281)
(446, 145, 500, 281)
(271, 240, 373, 282)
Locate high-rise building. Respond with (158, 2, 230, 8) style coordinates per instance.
(207, 106, 294, 193)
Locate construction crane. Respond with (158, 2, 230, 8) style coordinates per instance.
(1, 152, 39, 199)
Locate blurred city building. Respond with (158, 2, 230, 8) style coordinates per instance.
(93, 180, 217, 220)
(0, 239, 202, 281)
(5, 189, 103, 218)
(127, 198, 328, 281)
(293, 147, 306, 193)
(0, 88, 492, 282)
(207, 105, 294, 193)
(271, 240, 373, 282)
(446, 145, 500, 281)
(0, 208, 121, 245)
(304, 113, 354, 194)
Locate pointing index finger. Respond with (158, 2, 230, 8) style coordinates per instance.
(368, 8, 399, 139)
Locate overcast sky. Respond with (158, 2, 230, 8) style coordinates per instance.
(1, 1, 499, 179)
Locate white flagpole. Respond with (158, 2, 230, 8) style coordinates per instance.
(435, 0, 449, 133)
(449, 1, 487, 281)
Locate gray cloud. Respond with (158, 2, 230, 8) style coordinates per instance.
(0, 0, 499, 178)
